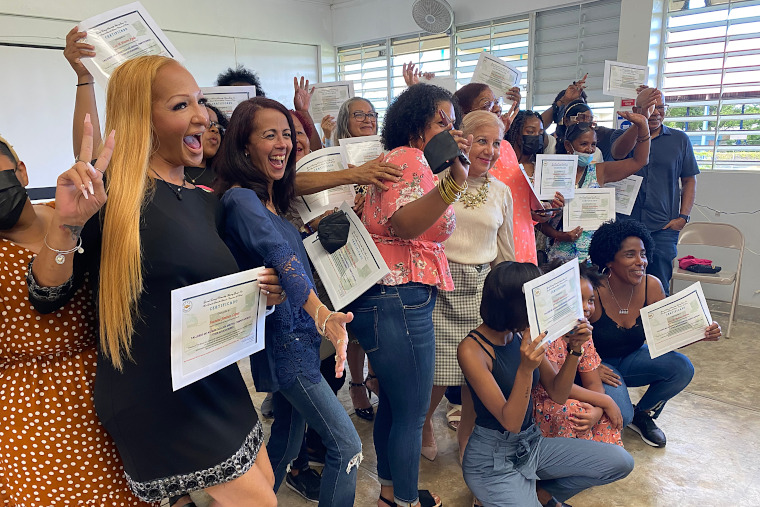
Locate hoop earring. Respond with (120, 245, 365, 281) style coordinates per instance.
(601, 266, 610, 276)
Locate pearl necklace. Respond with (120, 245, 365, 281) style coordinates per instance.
(461, 175, 490, 209)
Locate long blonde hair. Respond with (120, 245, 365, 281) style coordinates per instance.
(99, 55, 173, 369)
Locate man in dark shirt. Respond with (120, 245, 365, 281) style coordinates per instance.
(611, 91, 699, 295)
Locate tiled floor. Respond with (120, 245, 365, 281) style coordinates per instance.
(192, 300, 760, 506)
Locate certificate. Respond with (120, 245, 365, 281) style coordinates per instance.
(303, 202, 390, 310)
(293, 147, 355, 223)
(562, 188, 616, 232)
(79, 2, 183, 88)
(524, 258, 584, 347)
(519, 164, 544, 212)
(470, 52, 522, 101)
(339, 135, 384, 166)
(308, 81, 355, 121)
(170, 268, 270, 391)
(641, 282, 712, 359)
(603, 60, 649, 99)
(201, 86, 257, 118)
(424, 76, 457, 93)
(604, 175, 643, 216)
(534, 154, 578, 200)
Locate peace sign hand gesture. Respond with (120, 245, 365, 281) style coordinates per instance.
(55, 114, 115, 226)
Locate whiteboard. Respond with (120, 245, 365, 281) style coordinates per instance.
(0, 21, 318, 198)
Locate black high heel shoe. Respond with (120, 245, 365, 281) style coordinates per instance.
(365, 373, 380, 399)
(349, 381, 374, 421)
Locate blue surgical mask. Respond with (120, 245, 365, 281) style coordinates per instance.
(574, 151, 593, 168)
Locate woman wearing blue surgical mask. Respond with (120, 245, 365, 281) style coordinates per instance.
(540, 112, 651, 263)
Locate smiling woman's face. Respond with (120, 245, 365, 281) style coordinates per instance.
(245, 107, 292, 183)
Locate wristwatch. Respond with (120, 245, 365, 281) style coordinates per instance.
(678, 213, 690, 223)
(568, 346, 584, 357)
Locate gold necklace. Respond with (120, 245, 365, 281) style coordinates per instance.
(461, 175, 490, 209)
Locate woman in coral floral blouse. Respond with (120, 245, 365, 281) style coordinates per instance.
(348, 83, 471, 507)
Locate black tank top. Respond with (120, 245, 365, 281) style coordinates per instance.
(592, 277, 648, 359)
(465, 330, 538, 433)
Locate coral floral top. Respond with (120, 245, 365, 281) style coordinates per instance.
(363, 147, 455, 290)
(489, 141, 538, 265)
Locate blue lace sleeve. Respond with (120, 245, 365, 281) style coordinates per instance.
(221, 188, 314, 308)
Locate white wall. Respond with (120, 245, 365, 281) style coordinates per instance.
(0, 0, 332, 191)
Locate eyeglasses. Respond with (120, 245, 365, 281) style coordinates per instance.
(352, 111, 378, 122)
(209, 121, 226, 136)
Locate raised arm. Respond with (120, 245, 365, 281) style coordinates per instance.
(293, 76, 323, 152)
(457, 332, 547, 434)
(294, 153, 403, 195)
(596, 112, 651, 186)
(65, 26, 102, 158)
(536, 321, 587, 404)
(610, 87, 661, 160)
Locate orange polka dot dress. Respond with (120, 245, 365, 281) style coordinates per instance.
(0, 240, 150, 507)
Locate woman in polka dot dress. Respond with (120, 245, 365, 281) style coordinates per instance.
(0, 137, 148, 506)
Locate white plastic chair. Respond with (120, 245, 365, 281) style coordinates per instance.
(670, 222, 744, 337)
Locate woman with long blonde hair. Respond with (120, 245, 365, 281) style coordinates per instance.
(28, 55, 280, 507)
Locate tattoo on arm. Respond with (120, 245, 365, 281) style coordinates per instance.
(60, 224, 83, 242)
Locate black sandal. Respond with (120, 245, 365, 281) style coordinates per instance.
(349, 381, 375, 421)
(379, 495, 397, 506)
(418, 489, 442, 507)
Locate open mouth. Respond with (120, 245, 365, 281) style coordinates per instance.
(183, 133, 203, 152)
(269, 154, 286, 169)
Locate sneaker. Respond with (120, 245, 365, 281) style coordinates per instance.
(285, 468, 321, 503)
(629, 410, 667, 447)
(260, 393, 274, 418)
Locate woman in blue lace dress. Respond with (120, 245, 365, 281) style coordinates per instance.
(214, 97, 362, 507)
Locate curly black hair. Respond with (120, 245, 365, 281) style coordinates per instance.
(588, 220, 655, 270)
(215, 65, 266, 97)
(204, 103, 229, 130)
(381, 83, 462, 151)
(505, 109, 543, 152)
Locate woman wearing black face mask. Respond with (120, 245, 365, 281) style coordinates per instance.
(0, 136, 149, 506)
(505, 110, 545, 178)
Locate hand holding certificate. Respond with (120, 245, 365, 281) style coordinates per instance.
(471, 52, 522, 101)
(170, 267, 270, 391)
(303, 202, 390, 310)
(293, 147, 355, 223)
(603, 60, 649, 99)
(79, 2, 183, 88)
(562, 188, 616, 232)
(641, 282, 720, 359)
(534, 154, 578, 200)
(308, 81, 355, 122)
(524, 258, 585, 346)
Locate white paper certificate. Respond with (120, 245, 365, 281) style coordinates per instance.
(534, 154, 578, 200)
(603, 60, 649, 99)
(339, 135, 384, 166)
(524, 258, 584, 347)
(604, 175, 643, 216)
(201, 86, 257, 118)
(470, 52, 522, 100)
(519, 164, 544, 211)
(562, 188, 616, 232)
(170, 268, 268, 391)
(424, 76, 457, 93)
(303, 202, 390, 310)
(79, 2, 183, 88)
(309, 81, 355, 121)
(642, 282, 712, 359)
(293, 147, 355, 223)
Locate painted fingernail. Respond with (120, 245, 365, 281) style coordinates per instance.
(81, 185, 89, 199)
(88, 180, 95, 195)
(85, 113, 90, 122)
(87, 163, 97, 176)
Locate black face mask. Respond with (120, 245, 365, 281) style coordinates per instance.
(521, 135, 544, 155)
(0, 170, 29, 230)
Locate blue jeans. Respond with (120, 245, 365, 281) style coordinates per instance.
(347, 282, 438, 506)
(463, 424, 634, 506)
(648, 228, 680, 296)
(602, 344, 694, 426)
(267, 375, 362, 507)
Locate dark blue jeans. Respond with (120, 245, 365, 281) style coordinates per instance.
(648, 228, 680, 296)
(347, 282, 438, 506)
(602, 344, 694, 426)
(268, 374, 361, 507)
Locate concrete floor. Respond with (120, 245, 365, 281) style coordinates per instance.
(192, 300, 760, 506)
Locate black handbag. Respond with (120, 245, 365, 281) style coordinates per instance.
(423, 130, 471, 174)
(318, 210, 351, 254)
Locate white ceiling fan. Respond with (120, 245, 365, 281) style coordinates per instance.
(412, 0, 454, 34)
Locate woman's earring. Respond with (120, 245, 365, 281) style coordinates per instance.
(244, 152, 249, 158)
